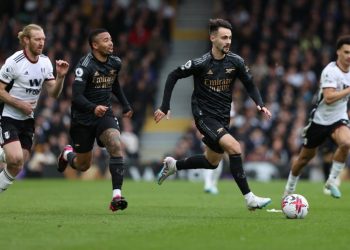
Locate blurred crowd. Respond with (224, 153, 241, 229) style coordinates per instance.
(0, 0, 174, 178)
(168, 0, 350, 179)
(2, 0, 350, 179)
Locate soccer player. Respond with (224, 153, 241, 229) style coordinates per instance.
(154, 19, 272, 210)
(57, 29, 133, 212)
(284, 35, 350, 199)
(0, 24, 69, 192)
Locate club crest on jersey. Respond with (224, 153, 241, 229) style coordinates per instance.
(216, 128, 224, 134)
(110, 70, 116, 75)
(225, 68, 236, 73)
(4, 131, 10, 140)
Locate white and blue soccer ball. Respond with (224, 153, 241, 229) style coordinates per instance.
(282, 194, 309, 219)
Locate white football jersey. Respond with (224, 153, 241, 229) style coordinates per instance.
(312, 62, 350, 125)
(0, 50, 54, 120)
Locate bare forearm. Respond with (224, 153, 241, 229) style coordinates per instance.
(324, 88, 350, 104)
(49, 76, 65, 98)
(0, 89, 21, 109)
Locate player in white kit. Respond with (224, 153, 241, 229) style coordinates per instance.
(0, 24, 69, 193)
(284, 35, 350, 198)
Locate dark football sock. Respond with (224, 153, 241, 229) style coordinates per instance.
(67, 152, 77, 169)
(176, 155, 218, 170)
(109, 156, 125, 190)
(229, 154, 250, 195)
(323, 162, 331, 182)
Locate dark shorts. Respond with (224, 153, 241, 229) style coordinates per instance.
(302, 119, 349, 148)
(70, 115, 120, 153)
(0, 116, 34, 150)
(195, 116, 229, 154)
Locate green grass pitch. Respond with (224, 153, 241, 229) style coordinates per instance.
(0, 179, 349, 250)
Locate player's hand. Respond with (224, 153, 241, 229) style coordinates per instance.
(19, 100, 35, 115)
(257, 105, 271, 119)
(94, 105, 108, 117)
(123, 110, 133, 118)
(55, 60, 69, 77)
(154, 109, 171, 123)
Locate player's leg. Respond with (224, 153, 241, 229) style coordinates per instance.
(98, 117, 127, 212)
(57, 123, 94, 172)
(284, 147, 317, 196)
(0, 118, 33, 193)
(158, 117, 226, 185)
(326, 125, 350, 198)
(0, 141, 24, 192)
(321, 150, 334, 195)
(219, 134, 271, 210)
(203, 158, 223, 194)
(211, 159, 223, 192)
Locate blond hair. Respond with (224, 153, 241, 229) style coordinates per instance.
(17, 24, 43, 47)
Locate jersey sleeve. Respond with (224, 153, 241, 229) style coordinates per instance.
(236, 56, 264, 107)
(320, 66, 337, 88)
(72, 66, 97, 112)
(111, 58, 132, 113)
(0, 58, 17, 84)
(44, 58, 55, 81)
(159, 59, 199, 112)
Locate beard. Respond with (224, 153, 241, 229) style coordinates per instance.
(29, 45, 42, 56)
(221, 46, 229, 54)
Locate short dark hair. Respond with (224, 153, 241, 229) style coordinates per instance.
(88, 28, 108, 48)
(336, 35, 350, 50)
(209, 19, 232, 35)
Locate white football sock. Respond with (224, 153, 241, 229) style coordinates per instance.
(203, 169, 214, 190)
(285, 171, 299, 192)
(212, 161, 223, 187)
(113, 189, 121, 198)
(0, 168, 15, 193)
(0, 147, 6, 163)
(328, 161, 345, 183)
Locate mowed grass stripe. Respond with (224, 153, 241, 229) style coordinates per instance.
(0, 179, 349, 250)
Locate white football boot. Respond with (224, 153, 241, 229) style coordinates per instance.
(157, 157, 177, 185)
(246, 194, 272, 211)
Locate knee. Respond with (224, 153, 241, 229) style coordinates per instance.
(207, 158, 220, 167)
(80, 166, 89, 172)
(75, 160, 91, 171)
(338, 142, 350, 152)
(106, 138, 122, 155)
(6, 155, 24, 168)
(225, 141, 241, 155)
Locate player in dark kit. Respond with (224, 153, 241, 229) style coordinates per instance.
(57, 29, 133, 212)
(154, 19, 272, 210)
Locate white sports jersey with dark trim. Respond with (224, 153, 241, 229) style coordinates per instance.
(0, 50, 54, 120)
(313, 62, 350, 125)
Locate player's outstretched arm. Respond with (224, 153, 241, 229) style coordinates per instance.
(46, 60, 69, 98)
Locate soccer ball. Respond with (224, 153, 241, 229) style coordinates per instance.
(281, 194, 309, 219)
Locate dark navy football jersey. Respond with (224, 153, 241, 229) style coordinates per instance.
(71, 53, 130, 125)
(160, 51, 263, 122)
